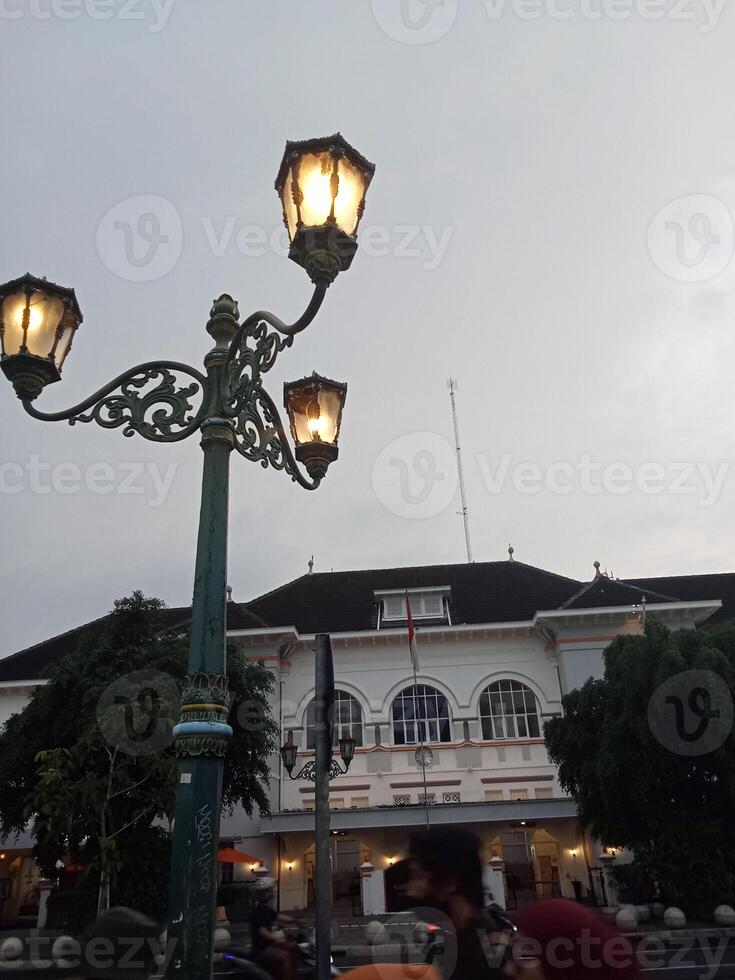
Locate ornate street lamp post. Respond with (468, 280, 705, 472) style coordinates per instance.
(280, 634, 355, 979)
(0, 134, 374, 980)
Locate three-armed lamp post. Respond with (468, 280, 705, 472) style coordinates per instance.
(0, 133, 375, 980)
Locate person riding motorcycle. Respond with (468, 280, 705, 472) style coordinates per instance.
(249, 877, 298, 980)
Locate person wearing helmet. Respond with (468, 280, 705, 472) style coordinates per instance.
(249, 877, 297, 980)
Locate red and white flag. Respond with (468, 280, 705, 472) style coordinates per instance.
(406, 593, 420, 673)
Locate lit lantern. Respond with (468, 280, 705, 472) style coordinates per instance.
(0, 273, 83, 400)
(283, 372, 347, 480)
(275, 134, 375, 281)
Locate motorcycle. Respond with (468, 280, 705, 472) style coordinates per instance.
(220, 932, 342, 979)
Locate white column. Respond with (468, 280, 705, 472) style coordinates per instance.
(484, 857, 506, 910)
(360, 863, 386, 916)
(36, 878, 55, 929)
(598, 852, 618, 907)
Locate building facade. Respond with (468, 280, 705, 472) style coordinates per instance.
(1, 559, 733, 918)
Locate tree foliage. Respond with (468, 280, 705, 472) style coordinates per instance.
(0, 592, 278, 918)
(545, 618, 735, 916)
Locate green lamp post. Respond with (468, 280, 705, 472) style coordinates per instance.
(0, 133, 375, 980)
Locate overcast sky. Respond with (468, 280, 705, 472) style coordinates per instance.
(2, 0, 735, 655)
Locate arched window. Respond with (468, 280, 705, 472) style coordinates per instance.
(305, 690, 363, 750)
(479, 680, 540, 740)
(391, 685, 452, 745)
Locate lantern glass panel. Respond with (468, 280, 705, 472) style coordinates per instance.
(2, 290, 64, 359)
(339, 734, 356, 765)
(288, 384, 343, 446)
(298, 152, 336, 230)
(280, 741, 298, 772)
(54, 309, 78, 369)
(282, 166, 299, 241)
(334, 155, 366, 236)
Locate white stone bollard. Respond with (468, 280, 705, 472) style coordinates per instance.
(0, 937, 24, 971)
(615, 906, 639, 930)
(213, 918, 232, 961)
(365, 920, 387, 946)
(664, 908, 686, 929)
(714, 905, 735, 927)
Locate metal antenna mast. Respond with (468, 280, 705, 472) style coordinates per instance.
(447, 378, 473, 563)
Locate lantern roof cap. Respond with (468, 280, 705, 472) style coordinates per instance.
(275, 133, 376, 192)
(285, 370, 348, 392)
(0, 272, 83, 324)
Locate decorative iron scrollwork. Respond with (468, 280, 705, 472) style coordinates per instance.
(224, 314, 320, 490)
(292, 759, 350, 783)
(23, 360, 207, 444)
(20, 283, 329, 484)
(70, 366, 203, 441)
(225, 318, 294, 422)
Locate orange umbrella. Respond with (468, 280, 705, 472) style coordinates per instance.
(217, 847, 260, 865)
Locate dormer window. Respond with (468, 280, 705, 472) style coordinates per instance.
(376, 588, 450, 626)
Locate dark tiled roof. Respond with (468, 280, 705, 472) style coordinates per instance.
(628, 573, 735, 624)
(3, 563, 735, 682)
(0, 603, 266, 683)
(242, 561, 583, 634)
(559, 576, 678, 611)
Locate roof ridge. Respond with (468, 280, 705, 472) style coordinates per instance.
(616, 579, 680, 603)
(245, 573, 311, 606)
(231, 601, 272, 629)
(278, 558, 583, 586)
(560, 576, 681, 610)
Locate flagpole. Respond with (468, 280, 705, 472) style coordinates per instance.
(413, 658, 431, 832)
(407, 593, 430, 831)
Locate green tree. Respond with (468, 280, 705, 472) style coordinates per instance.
(0, 592, 277, 919)
(545, 618, 735, 916)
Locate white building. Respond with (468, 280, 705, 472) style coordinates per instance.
(1, 559, 732, 918)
